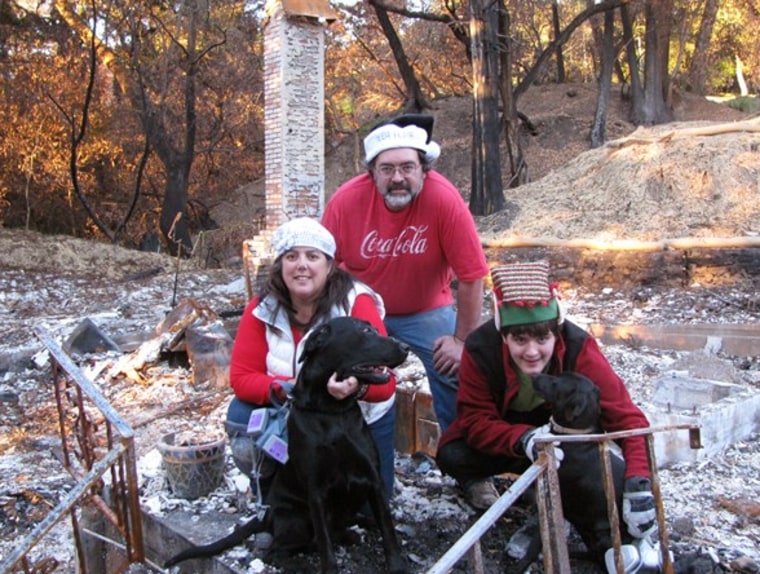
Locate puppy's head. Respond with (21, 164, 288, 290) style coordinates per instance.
(531, 372, 601, 429)
(299, 317, 409, 385)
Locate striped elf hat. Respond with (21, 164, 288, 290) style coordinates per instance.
(491, 260, 560, 329)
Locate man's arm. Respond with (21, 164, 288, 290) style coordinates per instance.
(453, 278, 485, 341)
(433, 277, 484, 376)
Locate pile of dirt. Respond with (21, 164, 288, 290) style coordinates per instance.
(0, 227, 175, 277)
(429, 84, 759, 243)
(479, 118, 760, 242)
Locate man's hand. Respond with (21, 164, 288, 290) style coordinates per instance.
(433, 335, 463, 376)
(520, 424, 564, 468)
(622, 476, 657, 538)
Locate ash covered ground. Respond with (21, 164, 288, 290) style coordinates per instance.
(1, 234, 758, 572)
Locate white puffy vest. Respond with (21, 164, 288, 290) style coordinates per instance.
(252, 282, 395, 424)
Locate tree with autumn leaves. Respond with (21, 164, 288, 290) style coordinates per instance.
(1, 0, 264, 254)
(0, 0, 758, 252)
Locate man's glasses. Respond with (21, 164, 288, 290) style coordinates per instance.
(375, 162, 420, 178)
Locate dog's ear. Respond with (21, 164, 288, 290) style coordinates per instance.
(568, 382, 600, 425)
(298, 322, 332, 363)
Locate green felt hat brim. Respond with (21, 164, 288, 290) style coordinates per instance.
(499, 299, 559, 328)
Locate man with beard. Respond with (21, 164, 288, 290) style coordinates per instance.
(322, 114, 489, 459)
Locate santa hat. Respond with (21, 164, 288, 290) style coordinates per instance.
(271, 217, 336, 259)
(363, 114, 441, 164)
(491, 260, 561, 329)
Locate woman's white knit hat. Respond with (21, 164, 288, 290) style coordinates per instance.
(363, 114, 441, 164)
(271, 217, 336, 259)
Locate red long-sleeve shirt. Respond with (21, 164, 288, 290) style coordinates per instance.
(229, 293, 396, 406)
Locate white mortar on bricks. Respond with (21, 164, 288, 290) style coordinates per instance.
(645, 374, 760, 467)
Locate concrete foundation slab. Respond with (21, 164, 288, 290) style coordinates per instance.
(652, 375, 745, 409)
(141, 507, 247, 573)
(80, 502, 248, 573)
(645, 374, 760, 467)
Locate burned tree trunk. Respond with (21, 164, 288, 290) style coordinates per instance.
(552, 0, 566, 83)
(468, 0, 504, 215)
(627, 0, 674, 125)
(591, 6, 615, 148)
(499, 1, 527, 190)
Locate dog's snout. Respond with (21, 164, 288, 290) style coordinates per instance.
(394, 339, 411, 354)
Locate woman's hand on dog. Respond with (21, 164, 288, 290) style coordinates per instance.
(272, 380, 295, 403)
(327, 373, 361, 400)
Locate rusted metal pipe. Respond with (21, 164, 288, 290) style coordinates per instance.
(0, 327, 146, 573)
(599, 441, 625, 574)
(533, 423, 701, 445)
(646, 434, 674, 574)
(426, 462, 547, 574)
(537, 444, 572, 573)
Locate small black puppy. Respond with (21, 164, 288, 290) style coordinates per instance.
(530, 372, 629, 565)
(165, 317, 410, 574)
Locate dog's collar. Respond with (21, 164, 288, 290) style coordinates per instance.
(549, 416, 595, 435)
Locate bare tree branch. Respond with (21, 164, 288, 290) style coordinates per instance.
(515, 0, 626, 101)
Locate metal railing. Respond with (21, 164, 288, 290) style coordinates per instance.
(425, 423, 702, 574)
(1, 327, 145, 574)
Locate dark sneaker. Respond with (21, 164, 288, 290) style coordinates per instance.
(464, 478, 499, 510)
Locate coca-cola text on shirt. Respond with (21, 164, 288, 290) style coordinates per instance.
(359, 226, 429, 258)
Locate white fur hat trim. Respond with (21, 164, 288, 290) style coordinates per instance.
(363, 124, 441, 164)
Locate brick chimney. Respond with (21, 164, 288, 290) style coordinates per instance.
(263, 0, 338, 230)
(245, 0, 338, 298)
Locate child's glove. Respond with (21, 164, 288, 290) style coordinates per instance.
(520, 424, 564, 469)
(622, 476, 657, 538)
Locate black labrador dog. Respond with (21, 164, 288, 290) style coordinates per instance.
(165, 317, 410, 574)
(512, 372, 629, 569)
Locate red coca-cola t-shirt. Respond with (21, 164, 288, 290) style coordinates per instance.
(322, 171, 488, 316)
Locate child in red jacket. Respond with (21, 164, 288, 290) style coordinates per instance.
(436, 260, 656, 567)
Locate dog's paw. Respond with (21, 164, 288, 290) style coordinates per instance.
(336, 527, 362, 546)
(388, 555, 409, 574)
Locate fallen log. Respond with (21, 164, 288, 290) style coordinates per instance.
(484, 244, 760, 290)
(607, 116, 760, 150)
(483, 236, 760, 252)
